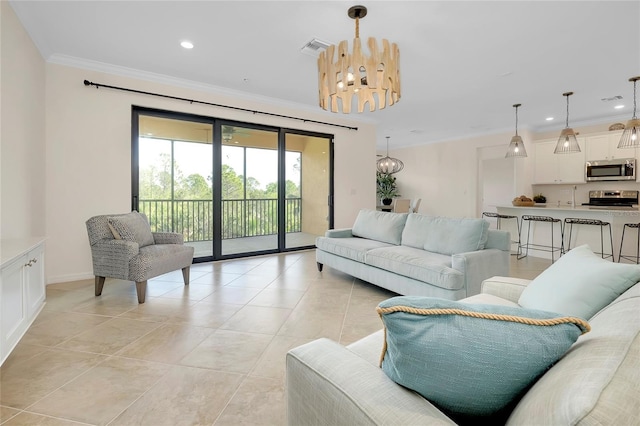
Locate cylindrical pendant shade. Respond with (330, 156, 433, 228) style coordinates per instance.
(505, 135, 527, 158)
(617, 118, 640, 148)
(554, 128, 581, 154)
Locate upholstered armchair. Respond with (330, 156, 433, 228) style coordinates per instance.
(85, 211, 194, 303)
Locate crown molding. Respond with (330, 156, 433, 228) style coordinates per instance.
(47, 54, 374, 126)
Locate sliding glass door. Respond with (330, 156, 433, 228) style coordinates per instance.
(132, 107, 333, 261)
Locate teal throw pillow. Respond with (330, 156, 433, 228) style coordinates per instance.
(377, 296, 589, 422)
(519, 244, 640, 320)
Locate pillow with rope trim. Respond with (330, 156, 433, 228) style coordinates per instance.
(376, 296, 590, 424)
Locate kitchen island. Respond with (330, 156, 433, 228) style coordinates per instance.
(495, 205, 639, 261)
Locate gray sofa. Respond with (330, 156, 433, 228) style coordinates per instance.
(316, 209, 510, 300)
(286, 275, 640, 425)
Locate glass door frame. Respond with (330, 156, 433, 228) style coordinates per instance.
(132, 106, 334, 262)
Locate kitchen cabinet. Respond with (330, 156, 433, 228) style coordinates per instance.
(533, 139, 586, 184)
(585, 131, 638, 161)
(1, 239, 45, 365)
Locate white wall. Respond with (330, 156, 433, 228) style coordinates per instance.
(0, 2, 46, 239)
(388, 129, 535, 218)
(44, 64, 375, 283)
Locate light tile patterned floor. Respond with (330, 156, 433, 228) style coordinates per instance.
(0, 251, 550, 426)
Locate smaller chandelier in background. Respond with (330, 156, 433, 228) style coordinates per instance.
(618, 76, 640, 149)
(554, 92, 581, 154)
(505, 103, 527, 158)
(318, 5, 401, 113)
(377, 136, 404, 174)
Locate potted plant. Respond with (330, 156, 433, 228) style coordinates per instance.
(376, 172, 400, 205)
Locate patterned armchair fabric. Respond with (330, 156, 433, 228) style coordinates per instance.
(86, 212, 194, 303)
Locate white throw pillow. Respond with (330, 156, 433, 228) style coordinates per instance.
(518, 244, 640, 319)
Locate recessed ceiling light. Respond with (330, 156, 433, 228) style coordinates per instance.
(614, 104, 625, 109)
(545, 117, 554, 121)
(180, 41, 194, 49)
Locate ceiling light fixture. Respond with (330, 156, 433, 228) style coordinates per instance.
(376, 136, 404, 174)
(318, 5, 401, 113)
(180, 41, 194, 49)
(554, 92, 581, 154)
(505, 104, 527, 158)
(618, 76, 640, 149)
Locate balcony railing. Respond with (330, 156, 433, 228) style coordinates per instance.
(139, 198, 301, 242)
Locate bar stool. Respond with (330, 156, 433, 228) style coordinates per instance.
(482, 212, 521, 256)
(564, 218, 615, 261)
(518, 215, 564, 263)
(618, 223, 640, 264)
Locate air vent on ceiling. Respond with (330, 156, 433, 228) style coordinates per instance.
(601, 95, 623, 102)
(301, 38, 332, 56)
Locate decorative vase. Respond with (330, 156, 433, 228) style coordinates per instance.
(382, 198, 393, 205)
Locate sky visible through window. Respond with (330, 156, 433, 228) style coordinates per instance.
(139, 137, 301, 190)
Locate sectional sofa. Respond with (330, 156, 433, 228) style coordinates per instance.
(287, 244, 640, 424)
(315, 209, 511, 300)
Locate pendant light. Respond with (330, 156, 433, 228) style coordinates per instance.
(618, 76, 640, 149)
(318, 5, 401, 113)
(554, 92, 581, 154)
(505, 103, 527, 158)
(376, 136, 404, 174)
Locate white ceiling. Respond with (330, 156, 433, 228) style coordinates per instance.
(9, 1, 640, 149)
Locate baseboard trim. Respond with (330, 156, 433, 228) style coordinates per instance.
(47, 272, 94, 285)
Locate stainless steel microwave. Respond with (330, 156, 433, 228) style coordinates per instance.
(585, 158, 636, 181)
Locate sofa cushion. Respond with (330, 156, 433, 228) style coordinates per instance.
(315, 236, 394, 263)
(352, 209, 409, 245)
(365, 246, 464, 290)
(376, 296, 590, 422)
(413, 216, 489, 255)
(400, 213, 433, 249)
(519, 244, 640, 320)
(107, 211, 155, 248)
(507, 283, 640, 425)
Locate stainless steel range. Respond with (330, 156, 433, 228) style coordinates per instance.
(581, 190, 639, 209)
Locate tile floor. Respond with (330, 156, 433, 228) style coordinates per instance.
(0, 251, 550, 426)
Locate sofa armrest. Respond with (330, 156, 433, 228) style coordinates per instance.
(451, 248, 510, 297)
(324, 228, 353, 238)
(481, 276, 531, 304)
(286, 338, 456, 426)
(153, 232, 184, 245)
(90, 239, 138, 279)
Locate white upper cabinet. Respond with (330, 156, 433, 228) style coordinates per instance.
(534, 139, 586, 184)
(585, 131, 638, 161)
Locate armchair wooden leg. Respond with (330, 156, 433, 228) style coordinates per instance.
(95, 276, 105, 296)
(182, 266, 190, 286)
(135, 281, 147, 304)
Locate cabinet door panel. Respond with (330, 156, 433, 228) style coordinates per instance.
(25, 247, 45, 318)
(1, 258, 27, 344)
(534, 141, 558, 184)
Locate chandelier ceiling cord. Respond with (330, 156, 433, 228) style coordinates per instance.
(318, 5, 401, 113)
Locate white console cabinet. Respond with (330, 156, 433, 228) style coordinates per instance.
(1, 239, 45, 365)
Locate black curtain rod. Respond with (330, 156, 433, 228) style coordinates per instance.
(83, 80, 358, 131)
